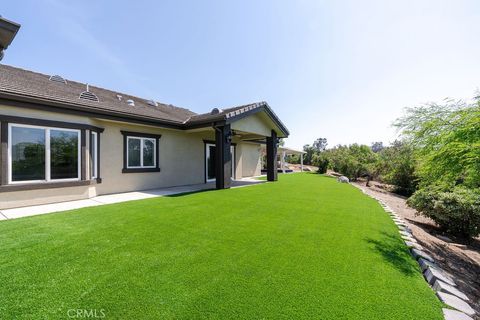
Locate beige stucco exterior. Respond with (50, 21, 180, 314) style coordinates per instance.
(231, 113, 272, 137)
(0, 105, 267, 209)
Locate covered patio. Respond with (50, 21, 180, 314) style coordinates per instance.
(185, 102, 290, 189)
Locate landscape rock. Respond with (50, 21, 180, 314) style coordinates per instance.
(394, 221, 407, 227)
(401, 235, 417, 243)
(433, 280, 469, 301)
(442, 308, 474, 320)
(337, 176, 349, 183)
(418, 257, 436, 272)
(437, 292, 475, 316)
(400, 230, 412, 237)
(411, 249, 435, 263)
(437, 235, 452, 242)
(424, 266, 456, 286)
(404, 241, 423, 250)
(398, 225, 412, 233)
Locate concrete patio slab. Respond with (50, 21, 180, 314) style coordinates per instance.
(433, 280, 469, 301)
(443, 308, 474, 320)
(0, 179, 265, 220)
(1, 199, 102, 219)
(437, 292, 475, 316)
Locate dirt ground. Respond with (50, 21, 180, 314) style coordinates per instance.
(352, 180, 480, 318)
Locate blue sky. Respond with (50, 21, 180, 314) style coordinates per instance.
(3, 0, 480, 149)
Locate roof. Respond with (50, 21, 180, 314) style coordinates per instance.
(261, 146, 306, 154)
(279, 146, 306, 154)
(188, 101, 289, 136)
(0, 64, 289, 136)
(0, 64, 196, 124)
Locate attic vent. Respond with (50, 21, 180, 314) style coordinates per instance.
(49, 75, 67, 84)
(126, 99, 135, 106)
(211, 108, 222, 115)
(147, 100, 158, 107)
(79, 84, 99, 102)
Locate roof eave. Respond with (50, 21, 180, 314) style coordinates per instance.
(224, 102, 290, 137)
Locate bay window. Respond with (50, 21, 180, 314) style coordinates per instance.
(8, 124, 80, 183)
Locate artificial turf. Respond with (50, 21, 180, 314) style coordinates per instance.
(0, 174, 443, 319)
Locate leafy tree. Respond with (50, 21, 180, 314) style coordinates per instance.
(325, 144, 377, 180)
(395, 98, 480, 188)
(312, 138, 328, 152)
(312, 153, 329, 173)
(371, 141, 384, 153)
(376, 140, 418, 196)
(302, 144, 316, 165)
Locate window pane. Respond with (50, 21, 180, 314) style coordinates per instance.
(128, 138, 141, 167)
(91, 133, 97, 178)
(50, 130, 79, 180)
(143, 139, 155, 167)
(207, 145, 216, 180)
(11, 126, 46, 181)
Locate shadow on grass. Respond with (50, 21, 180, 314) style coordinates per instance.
(365, 232, 419, 277)
(165, 189, 215, 198)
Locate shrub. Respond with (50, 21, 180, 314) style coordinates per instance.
(407, 185, 480, 239)
(313, 154, 329, 174)
(376, 141, 418, 196)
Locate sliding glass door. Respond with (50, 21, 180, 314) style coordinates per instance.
(205, 143, 235, 182)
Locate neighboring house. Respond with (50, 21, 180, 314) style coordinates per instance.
(0, 64, 289, 209)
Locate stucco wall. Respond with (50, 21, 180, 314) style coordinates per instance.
(0, 105, 264, 209)
(237, 142, 262, 177)
(94, 120, 213, 195)
(231, 114, 272, 137)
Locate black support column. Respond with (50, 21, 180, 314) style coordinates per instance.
(266, 130, 278, 181)
(214, 124, 232, 189)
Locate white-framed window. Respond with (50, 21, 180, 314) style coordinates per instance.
(8, 123, 81, 184)
(126, 136, 156, 169)
(91, 131, 98, 179)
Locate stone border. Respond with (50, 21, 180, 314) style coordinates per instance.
(357, 188, 476, 320)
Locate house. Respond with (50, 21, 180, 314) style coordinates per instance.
(0, 64, 289, 210)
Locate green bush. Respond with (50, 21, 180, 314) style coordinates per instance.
(313, 154, 329, 174)
(376, 141, 418, 196)
(407, 185, 480, 239)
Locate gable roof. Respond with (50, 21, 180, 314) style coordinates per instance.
(0, 64, 289, 136)
(188, 101, 289, 136)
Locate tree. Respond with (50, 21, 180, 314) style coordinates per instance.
(376, 140, 418, 196)
(312, 138, 328, 152)
(324, 144, 377, 180)
(302, 144, 316, 165)
(394, 94, 480, 239)
(395, 97, 480, 188)
(371, 141, 384, 153)
(312, 153, 329, 173)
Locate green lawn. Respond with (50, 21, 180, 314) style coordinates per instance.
(0, 174, 443, 319)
